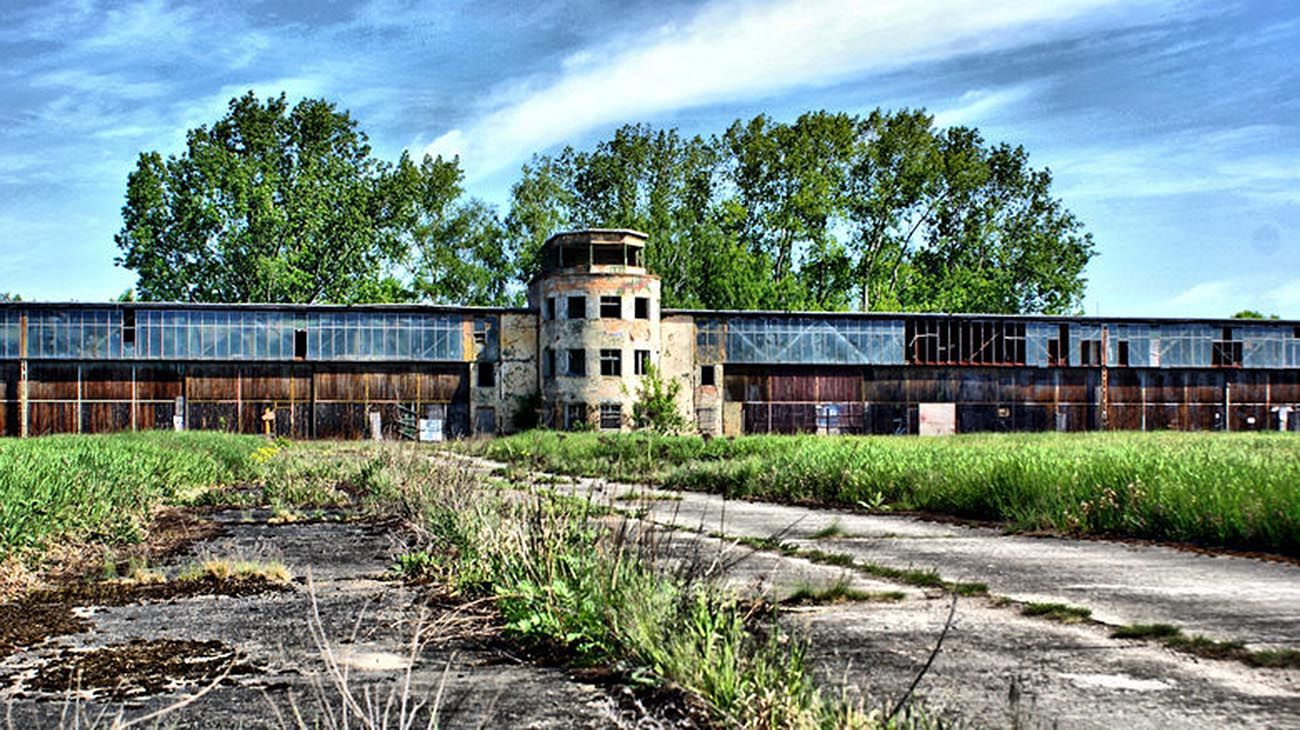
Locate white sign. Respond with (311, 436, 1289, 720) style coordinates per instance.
(918, 403, 956, 436)
(418, 418, 444, 442)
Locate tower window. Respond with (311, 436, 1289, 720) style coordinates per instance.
(600, 348, 622, 376)
(567, 348, 586, 376)
(478, 362, 495, 387)
(634, 297, 649, 320)
(600, 296, 622, 319)
(543, 348, 555, 378)
(634, 349, 650, 375)
(599, 403, 622, 430)
(567, 296, 586, 319)
(700, 364, 715, 386)
(545, 297, 556, 320)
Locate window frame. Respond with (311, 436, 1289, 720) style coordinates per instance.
(599, 348, 622, 376)
(700, 364, 715, 386)
(634, 297, 649, 320)
(567, 296, 586, 320)
(599, 403, 621, 430)
(633, 349, 651, 375)
(567, 348, 586, 376)
(478, 361, 496, 388)
(599, 295, 622, 319)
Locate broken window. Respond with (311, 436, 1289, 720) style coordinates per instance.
(567, 348, 586, 376)
(634, 297, 649, 320)
(122, 308, 136, 347)
(1212, 327, 1242, 366)
(700, 364, 715, 386)
(1079, 340, 1101, 366)
(566, 402, 587, 430)
(600, 296, 622, 319)
(599, 403, 621, 430)
(478, 361, 495, 388)
(600, 348, 622, 376)
(567, 296, 586, 320)
(294, 329, 307, 360)
(542, 348, 555, 379)
(545, 297, 556, 321)
(1116, 340, 1130, 367)
(905, 318, 1027, 365)
(634, 349, 650, 375)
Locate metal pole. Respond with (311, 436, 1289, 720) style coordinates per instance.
(18, 312, 27, 438)
(1100, 325, 1109, 431)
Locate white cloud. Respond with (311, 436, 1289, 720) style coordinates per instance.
(1163, 276, 1300, 318)
(423, 0, 1166, 177)
(932, 85, 1040, 129)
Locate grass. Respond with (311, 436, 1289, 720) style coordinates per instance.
(284, 446, 917, 728)
(1110, 622, 1300, 668)
(466, 430, 1300, 555)
(177, 558, 292, 584)
(1021, 602, 1092, 624)
(782, 580, 905, 606)
(0, 432, 265, 559)
(810, 520, 850, 539)
(731, 536, 988, 596)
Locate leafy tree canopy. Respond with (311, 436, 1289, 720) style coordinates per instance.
(1231, 310, 1279, 320)
(115, 92, 514, 306)
(507, 110, 1095, 314)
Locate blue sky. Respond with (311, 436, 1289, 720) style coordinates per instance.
(1, 0, 1297, 317)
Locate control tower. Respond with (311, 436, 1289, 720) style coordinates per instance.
(528, 229, 660, 430)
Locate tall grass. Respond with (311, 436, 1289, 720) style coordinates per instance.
(468, 431, 1300, 554)
(0, 432, 263, 557)
(300, 446, 891, 728)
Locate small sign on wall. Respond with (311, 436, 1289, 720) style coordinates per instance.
(918, 403, 956, 436)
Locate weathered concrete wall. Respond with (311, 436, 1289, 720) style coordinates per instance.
(660, 314, 697, 431)
(496, 312, 538, 433)
(530, 271, 661, 430)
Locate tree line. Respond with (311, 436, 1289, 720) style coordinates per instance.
(115, 92, 1095, 314)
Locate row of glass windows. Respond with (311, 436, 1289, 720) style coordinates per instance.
(542, 347, 653, 378)
(0, 309, 470, 361)
(543, 295, 651, 321)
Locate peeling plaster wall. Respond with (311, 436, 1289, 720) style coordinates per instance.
(496, 312, 538, 433)
(530, 271, 661, 430)
(660, 314, 697, 431)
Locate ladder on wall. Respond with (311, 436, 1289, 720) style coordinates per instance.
(396, 403, 420, 441)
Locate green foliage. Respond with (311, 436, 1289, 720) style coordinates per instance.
(506, 109, 1094, 314)
(0, 292, 20, 302)
(115, 92, 512, 305)
(471, 431, 1300, 555)
(0, 432, 263, 558)
(628, 363, 688, 433)
(1231, 310, 1279, 319)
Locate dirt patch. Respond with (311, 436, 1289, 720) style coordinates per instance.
(0, 575, 290, 661)
(26, 639, 256, 699)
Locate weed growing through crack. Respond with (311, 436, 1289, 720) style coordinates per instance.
(782, 580, 905, 606)
(1021, 602, 1092, 624)
(809, 520, 850, 539)
(1110, 623, 1300, 668)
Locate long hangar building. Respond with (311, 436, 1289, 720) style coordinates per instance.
(3, 229, 1299, 439)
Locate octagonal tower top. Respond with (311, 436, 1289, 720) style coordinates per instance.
(538, 229, 647, 276)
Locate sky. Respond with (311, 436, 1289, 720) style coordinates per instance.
(1, 0, 1297, 318)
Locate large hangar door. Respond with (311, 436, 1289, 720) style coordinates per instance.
(311, 363, 469, 440)
(726, 366, 865, 435)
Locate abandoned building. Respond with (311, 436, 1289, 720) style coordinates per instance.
(2, 229, 1299, 438)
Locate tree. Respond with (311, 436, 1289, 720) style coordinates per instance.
(1232, 310, 1279, 320)
(116, 92, 509, 305)
(505, 109, 1095, 315)
(0, 293, 20, 302)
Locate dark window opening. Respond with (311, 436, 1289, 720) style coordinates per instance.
(1293, 325, 1300, 339)
(700, 364, 715, 386)
(566, 403, 587, 431)
(600, 295, 622, 319)
(1212, 340, 1243, 367)
(473, 321, 487, 345)
(600, 348, 622, 376)
(478, 361, 495, 388)
(1079, 340, 1101, 367)
(634, 297, 649, 319)
(905, 318, 1027, 365)
(593, 246, 625, 266)
(543, 348, 555, 379)
(634, 349, 650, 375)
(545, 297, 556, 321)
(1116, 340, 1130, 367)
(1047, 339, 1061, 366)
(122, 309, 136, 346)
(567, 348, 586, 376)
(567, 296, 586, 319)
(294, 329, 308, 359)
(599, 403, 621, 430)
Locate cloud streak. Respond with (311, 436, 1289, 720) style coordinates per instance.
(423, 0, 1168, 175)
